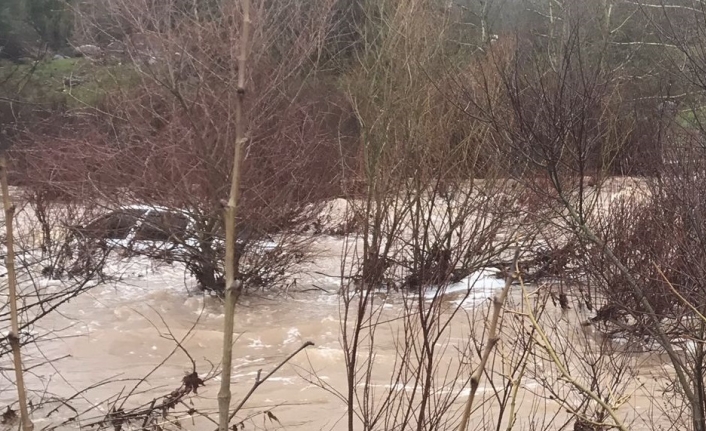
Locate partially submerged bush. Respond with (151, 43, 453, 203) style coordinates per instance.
(10, 0, 349, 297)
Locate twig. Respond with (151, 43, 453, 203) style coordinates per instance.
(178, 400, 218, 426)
(141, 399, 156, 429)
(117, 304, 204, 411)
(228, 341, 314, 422)
(519, 274, 630, 431)
(457, 249, 519, 431)
(654, 263, 706, 324)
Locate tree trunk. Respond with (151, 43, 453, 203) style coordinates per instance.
(0, 155, 34, 431)
(217, 1, 251, 430)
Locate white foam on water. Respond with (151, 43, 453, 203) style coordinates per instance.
(459, 386, 492, 397)
(247, 337, 272, 349)
(267, 376, 295, 385)
(311, 346, 344, 362)
(283, 327, 301, 345)
(356, 382, 417, 392)
(422, 268, 507, 308)
(672, 338, 697, 355)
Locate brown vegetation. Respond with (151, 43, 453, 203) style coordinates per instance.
(6, 0, 706, 430)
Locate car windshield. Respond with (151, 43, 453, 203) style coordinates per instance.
(134, 210, 190, 242)
(81, 209, 148, 240)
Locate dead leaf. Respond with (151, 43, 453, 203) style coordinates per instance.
(1, 406, 17, 424)
(107, 407, 125, 431)
(183, 371, 205, 395)
(163, 389, 182, 410)
(265, 410, 281, 425)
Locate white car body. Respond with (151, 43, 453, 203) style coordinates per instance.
(75, 205, 277, 255)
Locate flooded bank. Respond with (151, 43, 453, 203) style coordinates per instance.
(0, 233, 679, 431)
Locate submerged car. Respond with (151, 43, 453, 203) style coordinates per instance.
(63, 205, 275, 261)
(56, 205, 298, 293)
(71, 205, 195, 252)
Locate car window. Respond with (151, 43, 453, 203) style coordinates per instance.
(82, 209, 146, 239)
(134, 210, 190, 242)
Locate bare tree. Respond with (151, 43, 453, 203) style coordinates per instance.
(325, 2, 542, 430)
(461, 2, 706, 430)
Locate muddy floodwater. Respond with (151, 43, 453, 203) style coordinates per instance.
(0, 228, 670, 430)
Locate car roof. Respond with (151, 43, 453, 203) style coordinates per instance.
(111, 204, 191, 216)
(98, 205, 196, 225)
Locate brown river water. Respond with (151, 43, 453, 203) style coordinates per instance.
(0, 187, 684, 430)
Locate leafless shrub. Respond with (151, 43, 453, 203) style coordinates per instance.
(458, 3, 706, 430)
(0, 186, 117, 431)
(320, 2, 550, 430)
(13, 0, 355, 297)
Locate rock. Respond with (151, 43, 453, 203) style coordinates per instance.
(53, 54, 66, 60)
(75, 44, 102, 57)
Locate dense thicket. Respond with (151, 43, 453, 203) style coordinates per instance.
(0, 0, 691, 178)
(3, 0, 706, 299)
(9, 1, 706, 429)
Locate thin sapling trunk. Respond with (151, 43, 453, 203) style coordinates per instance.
(0, 154, 34, 431)
(218, 1, 251, 430)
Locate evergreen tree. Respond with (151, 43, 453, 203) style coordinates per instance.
(26, 0, 73, 52)
(0, 0, 72, 59)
